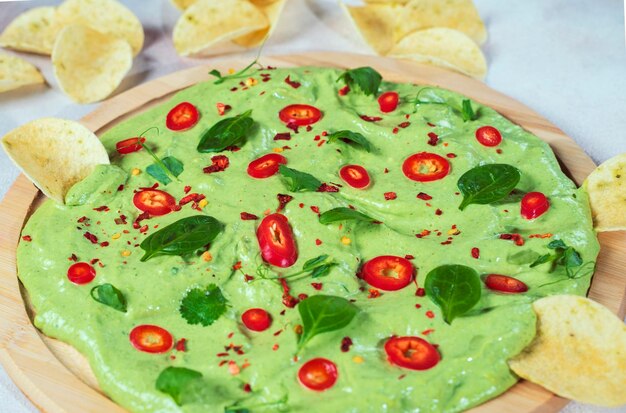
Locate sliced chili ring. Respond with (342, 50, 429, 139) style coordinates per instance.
(475, 126, 502, 147)
(402, 152, 450, 182)
(115, 137, 145, 154)
(129, 325, 173, 353)
(133, 189, 176, 216)
(378, 91, 399, 113)
(384, 336, 440, 370)
(256, 213, 298, 268)
(241, 308, 272, 332)
(67, 262, 96, 285)
(298, 358, 338, 391)
(484, 274, 528, 293)
(339, 165, 371, 189)
(361, 255, 414, 291)
(520, 192, 550, 220)
(279, 104, 322, 126)
(166, 102, 199, 131)
(247, 154, 287, 179)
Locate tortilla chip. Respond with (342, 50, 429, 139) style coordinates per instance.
(173, 0, 269, 57)
(1, 118, 109, 203)
(389, 27, 487, 79)
(583, 153, 626, 232)
(341, 3, 401, 55)
(170, 0, 197, 9)
(234, 0, 287, 48)
(56, 0, 144, 56)
(509, 295, 626, 407)
(52, 24, 133, 104)
(0, 52, 45, 93)
(0, 7, 60, 55)
(395, 0, 487, 45)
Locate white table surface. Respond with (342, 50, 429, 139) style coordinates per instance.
(0, 0, 625, 412)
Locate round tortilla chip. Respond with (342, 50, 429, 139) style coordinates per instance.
(52, 24, 133, 104)
(0, 52, 45, 93)
(56, 0, 144, 56)
(1, 118, 109, 204)
(0, 6, 60, 55)
(233, 0, 287, 48)
(509, 295, 626, 407)
(583, 153, 626, 232)
(173, 0, 269, 57)
(389, 28, 487, 79)
(341, 3, 401, 55)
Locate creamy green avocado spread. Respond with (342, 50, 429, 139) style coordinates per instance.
(17, 66, 599, 413)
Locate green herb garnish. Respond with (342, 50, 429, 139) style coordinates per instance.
(156, 366, 203, 406)
(146, 156, 184, 185)
(297, 295, 359, 352)
(90, 283, 126, 312)
(337, 67, 382, 96)
(179, 284, 227, 326)
(209, 46, 264, 85)
(326, 130, 372, 152)
(197, 110, 255, 153)
(457, 164, 521, 210)
(530, 239, 583, 277)
(319, 207, 376, 224)
(424, 264, 482, 324)
(278, 165, 322, 192)
(139, 215, 223, 262)
(461, 99, 477, 121)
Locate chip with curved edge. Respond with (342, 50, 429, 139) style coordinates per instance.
(508, 295, 626, 407)
(0, 52, 45, 93)
(583, 153, 626, 232)
(389, 28, 487, 79)
(0, 6, 60, 55)
(233, 0, 287, 48)
(1, 118, 110, 204)
(341, 3, 400, 55)
(173, 0, 269, 57)
(52, 24, 133, 104)
(56, 0, 144, 56)
(170, 0, 197, 10)
(395, 0, 487, 45)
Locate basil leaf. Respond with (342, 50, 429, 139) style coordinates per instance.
(297, 295, 359, 351)
(146, 156, 184, 185)
(337, 67, 382, 96)
(319, 207, 376, 224)
(424, 264, 481, 324)
(197, 110, 254, 153)
(278, 165, 322, 192)
(90, 283, 127, 312)
(179, 284, 227, 326)
(156, 366, 203, 406)
(461, 99, 477, 121)
(457, 164, 521, 210)
(326, 130, 372, 152)
(303, 255, 330, 271)
(140, 215, 223, 262)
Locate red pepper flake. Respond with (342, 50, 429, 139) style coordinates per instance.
(317, 183, 339, 192)
(417, 192, 432, 201)
(83, 232, 98, 244)
(427, 122, 436, 127)
(470, 247, 480, 259)
(392, 127, 399, 134)
(435, 209, 443, 216)
(496, 149, 503, 154)
(446, 153, 457, 158)
(500, 233, 525, 246)
(100, 241, 110, 247)
(244, 274, 254, 282)
(529, 233, 553, 239)
(286, 121, 299, 133)
(398, 374, 406, 380)
(416, 287, 425, 297)
(183, 185, 191, 194)
(338, 85, 350, 96)
(310, 205, 320, 215)
(139, 225, 149, 234)
(233, 261, 242, 271)
(273, 329, 283, 337)
(405, 254, 415, 260)
(77, 216, 88, 224)
(298, 202, 304, 208)
(425, 310, 435, 319)
(440, 240, 452, 245)
(227, 332, 234, 339)
(243, 383, 252, 393)
(360, 115, 383, 122)
(175, 338, 187, 352)
(384, 168, 389, 174)
(427, 132, 439, 146)
(132, 211, 150, 229)
(276, 193, 294, 213)
(115, 214, 128, 225)
(90, 258, 99, 265)
(21, 235, 32, 242)
(218, 360, 228, 367)
(180, 193, 205, 206)
(203, 155, 230, 174)
(272, 344, 279, 351)
(93, 205, 109, 212)
(117, 184, 124, 192)
(279, 278, 299, 308)
(311, 282, 323, 290)
(315, 239, 322, 246)
(368, 288, 381, 298)
(298, 293, 308, 301)
(384, 192, 397, 200)
(216, 102, 231, 116)
(421, 329, 435, 336)
(317, 139, 326, 147)
(69, 253, 78, 262)
(415, 229, 431, 239)
(415, 303, 422, 309)
(274, 132, 291, 141)
(398, 121, 411, 128)
(228, 361, 240, 375)
(340, 337, 353, 352)
(284, 75, 301, 88)
(240, 212, 258, 220)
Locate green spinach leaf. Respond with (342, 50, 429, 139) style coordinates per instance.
(179, 284, 227, 326)
(297, 295, 359, 352)
(156, 366, 203, 406)
(326, 130, 372, 152)
(197, 110, 254, 153)
(424, 264, 481, 324)
(90, 283, 127, 312)
(278, 165, 322, 192)
(457, 164, 521, 210)
(146, 156, 184, 185)
(337, 67, 382, 96)
(319, 207, 376, 224)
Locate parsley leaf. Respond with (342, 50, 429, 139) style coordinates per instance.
(326, 130, 372, 152)
(278, 165, 322, 192)
(90, 283, 126, 312)
(179, 284, 227, 326)
(297, 295, 359, 352)
(146, 156, 184, 185)
(337, 67, 382, 96)
(156, 366, 203, 406)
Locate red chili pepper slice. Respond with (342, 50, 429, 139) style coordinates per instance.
(298, 358, 338, 391)
(361, 255, 414, 291)
(247, 154, 287, 179)
(256, 213, 298, 268)
(339, 165, 371, 189)
(484, 274, 528, 293)
(133, 189, 176, 216)
(129, 325, 173, 353)
(475, 126, 502, 147)
(402, 152, 450, 182)
(384, 336, 440, 370)
(279, 104, 322, 126)
(166, 102, 199, 131)
(520, 192, 550, 220)
(67, 262, 96, 285)
(378, 91, 399, 113)
(241, 308, 272, 332)
(115, 137, 145, 154)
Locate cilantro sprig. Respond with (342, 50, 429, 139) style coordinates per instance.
(179, 284, 227, 326)
(337, 67, 382, 96)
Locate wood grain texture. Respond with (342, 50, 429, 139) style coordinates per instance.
(0, 52, 624, 413)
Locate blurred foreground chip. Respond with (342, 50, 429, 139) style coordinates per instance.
(52, 24, 133, 104)
(341, 3, 400, 55)
(0, 52, 45, 93)
(1, 118, 109, 203)
(170, 0, 197, 9)
(509, 295, 626, 407)
(0, 7, 59, 55)
(583, 153, 626, 231)
(234, 0, 287, 48)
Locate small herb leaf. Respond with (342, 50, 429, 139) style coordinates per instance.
(425, 264, 482, 324)
(303, 255, 330, 271)
(461, 99, 477, 121)
(297, 295, 359, 351)
(319, 207, 376, 224)
(156, 366, 203, 406)
(326, 130, 372, 152)
(278, 165, 322, 192)
(90, 283, 127, 312)
(179, 284, 227, 326)
(197, 110, 254, 153)
(507, 250, 540, 265)
(146, 156, 184, 185)
(457, 164, 521, 210)
(337, 67, 382, 96)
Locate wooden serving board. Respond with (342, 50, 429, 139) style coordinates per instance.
(0, 52, 624, 413)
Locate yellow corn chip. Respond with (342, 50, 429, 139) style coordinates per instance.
(234, 0, 287, 48)
(170, 0, 197, 9)
(0, 7, 60, 55)
(341, 3, 400, 55)
(0, 52, 45, 93)
(583, 153, 626, 231)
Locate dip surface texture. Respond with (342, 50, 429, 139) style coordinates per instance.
(17, 67, 599, 413)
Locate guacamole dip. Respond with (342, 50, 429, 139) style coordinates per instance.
(17, 66, 599, 412)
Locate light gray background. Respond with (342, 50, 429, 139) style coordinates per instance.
(0, 0, 625, 412)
